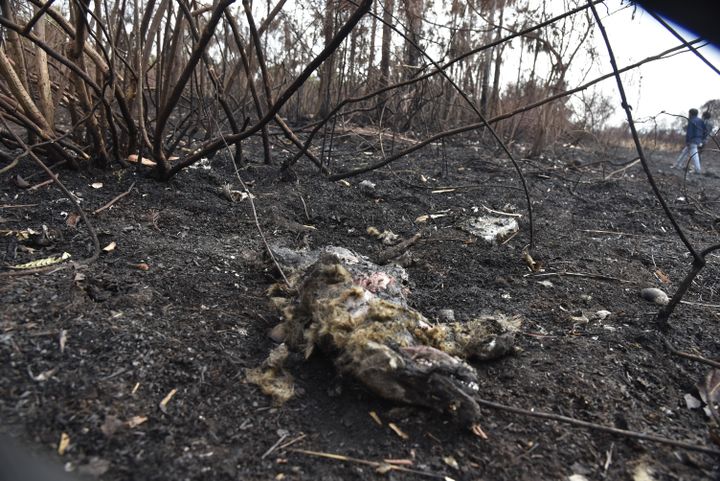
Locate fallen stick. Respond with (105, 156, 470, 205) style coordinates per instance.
(664, 339, 720, 369)
(276, 433, 306, 451)
(525, 271, 633, 284)
(261, 433, 288, 460)
(289, 449, 449, 478)
(93, 181, 136, 215)
(604, 157, 641, 179)
(680, 300, 720, 309)
(28, 175, 58, 190)
(374, 233, 421, 265)
(481, 204, 523, 217)
(580, 229, 639, 237)
(475, 397, 720, 456)
(0, 203, 39, 208)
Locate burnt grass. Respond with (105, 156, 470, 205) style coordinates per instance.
(1, 134, 720, 481)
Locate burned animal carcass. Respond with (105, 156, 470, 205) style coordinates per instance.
(252, 246, 521, 432)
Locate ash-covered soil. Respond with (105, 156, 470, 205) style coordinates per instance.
(1, 135, 719, 481)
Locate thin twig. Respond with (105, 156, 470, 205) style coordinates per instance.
(481, 204, 522, 217)
(580, 229, 639, 237)
(298, 194, 310, 221)
(261, 433, 288, 459)
(276, 433, 306, 451)
(525, 271, 632, 284)
(475, 397, 720, 456)
(665, 339, 720, 369)
(28, 175, 57, 190)
(289, 449, 449, 479)
(679, 300, 720, 309)
(93, 181, 136, 215)
(604, 158, 640, 179)
(0, 203, 39, 208)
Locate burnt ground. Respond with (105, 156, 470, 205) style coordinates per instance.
(1, 133, 719, 481)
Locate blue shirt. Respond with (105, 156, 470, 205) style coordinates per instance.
(686, 116, 705, 145)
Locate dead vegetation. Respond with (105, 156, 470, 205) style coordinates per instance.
(1, 0, 720, 480)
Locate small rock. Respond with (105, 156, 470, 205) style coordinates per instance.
(269, 323, 287, 343)
(537, 280, 553, 288)
(569, 311, 589, 324)
(359, 180, 379, 198)
(684, 393, 702, 409)
(640, 287, 669, 306)
(78, 457, 110, 477)
(593, 310, 611, 321)
(438, 309, 455, 322)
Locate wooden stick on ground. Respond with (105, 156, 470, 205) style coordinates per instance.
(93, 181, 136, 215)
(289, 449, 449, 479)
(664, 339, 720, 369)
(475, 397, 720, 456)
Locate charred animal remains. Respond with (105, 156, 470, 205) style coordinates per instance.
(252, 246, 521, 433)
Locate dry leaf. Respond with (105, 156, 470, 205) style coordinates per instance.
(523, 250, 542, 272)
(375, 464, 394, 474)
(159, 388, 177, 413)
(126, 415, 148, 428)
(132, 263, 150, 271)
(91, 182, 103, 189)
(102, 241, 117, 252)
(14, 175, 30, 188)
(66, 212, 80, 228)
(701, 369, 720, 422)
(337, 180, 351, 187)
(9, 252, 71, 269)
(30, 367, 58, 382)
(415, 213, 448, 223)
(388, 422, 409, 439)
(443, 456, 459, 470)
(632, 462, 655, 481)
(655, 269, 670, 284)
(127, 154, 157, 166)
(58, 432, 70, 455)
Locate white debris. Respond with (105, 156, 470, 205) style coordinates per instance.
(684, 393, 702, 409)
(460, 216, 519, 244)
(189, 157, 212, 170)
(593, 310, 611, 320)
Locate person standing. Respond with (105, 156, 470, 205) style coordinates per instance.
(672, 108, 706, 174)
